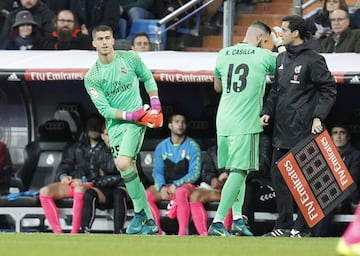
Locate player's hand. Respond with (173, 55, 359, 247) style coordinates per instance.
(124, 104, 150, 122)
(260, 114, 270, 127)
(311, 117, 323, 134)
(150, 96, 162, 114)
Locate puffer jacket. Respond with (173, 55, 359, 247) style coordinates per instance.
(56, 138, 121, 188)
(262, 40, 337, 149)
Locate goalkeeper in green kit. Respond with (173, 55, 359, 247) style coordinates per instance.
(84, 25, 162, 235)
(208, 21, 277, 236)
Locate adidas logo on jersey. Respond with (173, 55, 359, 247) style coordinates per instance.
(7, 72, 20, 81)
(349, 75, 360, 84)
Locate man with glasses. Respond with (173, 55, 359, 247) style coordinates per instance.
(40, 9, 92, 50)
(320, 9, 360, 53)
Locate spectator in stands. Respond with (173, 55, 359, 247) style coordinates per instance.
(0, 0, 55, 47)
(39, 113, 107, 234)
(81, 124, 129, 234)
(312, 123, 360, 237)
(119, 0, 155, 33)
(146, 113, 202, 235)
(70, 0, 121, 39)
(320, 9, 360, 53)
(40, 9, 92, 50)
(131, 32, 151, 51)
(1, 10, 42, 50)
(0, 140, 14, 194)
(189, 144, 252, 236)
(305, 0, 348, 39)
(261, 15, 337, 238)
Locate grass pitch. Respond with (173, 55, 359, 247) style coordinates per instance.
(0, 233, 338, 256)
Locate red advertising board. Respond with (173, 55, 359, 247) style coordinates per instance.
(277, 130, 355, 227)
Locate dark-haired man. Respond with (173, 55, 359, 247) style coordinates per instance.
(261, 15, 337, 237)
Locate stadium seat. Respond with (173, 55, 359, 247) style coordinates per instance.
(127, 19, 167, 50)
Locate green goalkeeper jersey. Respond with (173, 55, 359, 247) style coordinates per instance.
(214, 43, 276, 136)
(84, 50, 157, 131)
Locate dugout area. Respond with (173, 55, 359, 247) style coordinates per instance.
(0, 51, 359, 235)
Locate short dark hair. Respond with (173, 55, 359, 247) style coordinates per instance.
(282, 15, 308, 40)
(86, 113, 104, 133)
(168, 113, 187, 124)
(92, 25, 113, 39)
(250, 21, 271, 35)
(131, 32, 150, 46)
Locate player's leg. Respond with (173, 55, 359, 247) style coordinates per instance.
(231, 182, 253, 236)
(114, 125, 157, 234)
(113, 187, 128, 234)
(209, 134, 257, 236)
(71, 183, 90, 233)
(190, 189, 220, 236)
(145, 186, 163, 234)
(39, 182, 72, 233)
(175, 184, 195, 236)
(81, 187, 106, 233)
(337, 203, 360, 255)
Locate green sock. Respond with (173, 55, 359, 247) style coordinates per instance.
(214, 171, 246, 222)
(232, 179, 246, 219)
(121, 167, 152, 219)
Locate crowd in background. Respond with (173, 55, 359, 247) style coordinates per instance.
(0, 0, 358, 51)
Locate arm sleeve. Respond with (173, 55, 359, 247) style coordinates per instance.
(56, 144, 76, 180)
(310, 55, 337, 120)
(133, 53, 158, 93)
(84, 71, 118, 119)
(201, 149, 218, 184)
(152, 144, 166, 191)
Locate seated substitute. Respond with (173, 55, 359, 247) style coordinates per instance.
(146, 113, 202, 236)
(39, 113, 106, 234)
(81, 124, 129, 234)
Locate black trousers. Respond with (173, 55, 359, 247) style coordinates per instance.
(271, 148, 309, 232)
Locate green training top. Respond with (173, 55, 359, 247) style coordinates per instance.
(214, 43, 276, 136)
(84, 50, 157, 129)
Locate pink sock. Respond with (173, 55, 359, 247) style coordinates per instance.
(190, 202, 208, 236)
(224, 210, 233, 231)
(39, 195, 62, 233)
(146, 190, 162, 234)
(175, 187, 190, 236)
(343, 203, 360, 244)
(71, 192, 84, 234)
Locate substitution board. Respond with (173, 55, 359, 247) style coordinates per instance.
(277, 130, 356, 227)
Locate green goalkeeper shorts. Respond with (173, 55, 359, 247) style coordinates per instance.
(217, 133, 259, 171)
(109, 122, 146, 159)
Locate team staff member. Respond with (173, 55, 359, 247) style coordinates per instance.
(261, 15, 337, 237)
(84, 25, 161, 235)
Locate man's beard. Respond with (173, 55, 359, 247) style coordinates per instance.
(57, 28, 73, 41)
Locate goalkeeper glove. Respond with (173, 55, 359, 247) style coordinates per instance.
(123, 104, 159, 127)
